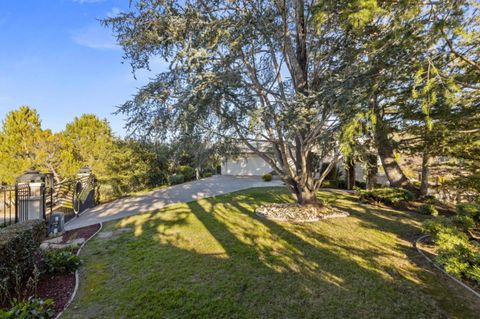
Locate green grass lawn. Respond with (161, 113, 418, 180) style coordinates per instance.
(63, 188, 480, 318)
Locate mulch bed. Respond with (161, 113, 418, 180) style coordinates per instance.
(37, 224, 100, 313)
(25, 224, 100, 315)
(36, 273, 76, 314)
(61, 224, 101, 244)
(255, 204, 349, 222)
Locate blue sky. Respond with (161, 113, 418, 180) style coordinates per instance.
(0, 0, 166, 136)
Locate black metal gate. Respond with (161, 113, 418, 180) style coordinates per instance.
(15, 183, 31, 223)
(45, 175, 96, 223)
(0, 186, 16, 227)
(1, 173, 96, 227)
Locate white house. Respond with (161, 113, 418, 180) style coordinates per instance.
(221, 153, 272, 176)
(221, 151, 388, 186)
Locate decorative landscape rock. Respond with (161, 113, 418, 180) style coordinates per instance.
(98, 231, 113, 239)
(66, 238, 86, 246)
(114, 228, 133, 234)
(43, 236, 64, 244)
(255, 203, 348, 222)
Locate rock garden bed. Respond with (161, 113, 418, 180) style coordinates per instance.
(255, 203, 348, 222)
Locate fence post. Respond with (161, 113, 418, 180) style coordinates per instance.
(15, 169, 46, 223)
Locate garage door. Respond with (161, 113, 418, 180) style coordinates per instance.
(222, 155, 272, 176)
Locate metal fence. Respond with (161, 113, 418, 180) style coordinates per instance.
(1, 174, 96, 227)
(0, 186, 16, 227)
(45, 175, 96, 223)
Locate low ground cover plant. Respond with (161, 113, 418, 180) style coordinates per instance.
(0, 297, 54, 319)
(418, 204, 439, 216)
(358, 188, 414, 205)
(42, 248, 81, 274)
(457, 203, 480, 222)
(423, 204, 480, 286)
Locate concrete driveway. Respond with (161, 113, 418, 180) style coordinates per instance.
(65, 175, 283, 230)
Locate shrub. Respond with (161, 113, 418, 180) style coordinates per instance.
(0, 220, 46, 301)
(465, 265, 480, 283)
(2, 297, 54, 319)
(176, 166, 195, 181)
(456, 203, 480, 221)
(422, 217, 452, 238)
(42, 248, 81, 274)
(262, 173, 272, 182)
(418, 204, 438, 216)
(423, 217, 480, 284)
(203, 172, 213, 178)
(435, 230, 480, 283)
(170, 174, 185, 185)
(358, 188, 414, 205)
(451, 215, 476, 232)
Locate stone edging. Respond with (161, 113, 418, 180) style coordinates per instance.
(414, 234, 480, 300)
(54, 222, 103, 319)
(255, 211, 349, 223)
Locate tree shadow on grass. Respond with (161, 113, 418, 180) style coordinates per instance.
(66, 188, 479, 319)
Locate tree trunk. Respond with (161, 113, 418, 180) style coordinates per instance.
(371, 97, 415, 191)
(346, 160, 355, 190)
(295, 187, 318, 205)
(284, 178, 319, 206)
(420, 152, 430, 196)
(366, 154, 378, 190)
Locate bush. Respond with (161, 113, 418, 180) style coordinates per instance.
(262, 173, 272, 182)
(435, 230, 480, 283)
(42, 248, 81, 274)
(422, 217, 480, 284)
(176, 166, 195, 181)
(170, 174, 185, 185)
(456, 203, 480, 221)
(0, 220, 46, 301)
(1, 297, 54, 319)
(203, 172, 213, 178)
(418, 204, 438, 216)
(423, 217, 452, 238)
(358, 188, 414, 205)
(451, 215, 476, 232)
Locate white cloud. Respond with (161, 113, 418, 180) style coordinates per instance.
(72, 25, 120, 50)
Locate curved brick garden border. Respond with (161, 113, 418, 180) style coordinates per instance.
(54, 222, 103, 319)
(414, 235, 480, 300)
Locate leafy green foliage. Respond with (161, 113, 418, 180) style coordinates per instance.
(170, 175, 185, 185)
(456, 203, 480, 222)
(42, 249, 81, 274)
(451, 215, 476, 233)
(358, 188, 414, 205)
(423, 216, 480, 284)
(1, 297, 54, 319)
(0, 108, 177, 202)
(175, 166, 195, 181)
(262, 173, 272, 182)
(0, 220, 46, 302)
(418, 204, 438, 216)
(203, 172, 213, 178)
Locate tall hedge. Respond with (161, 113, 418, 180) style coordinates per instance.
(0, 220, 47, 300)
